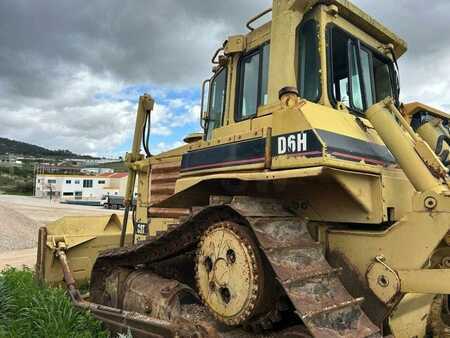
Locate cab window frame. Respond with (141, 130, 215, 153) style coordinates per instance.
(205, 66, 228, 140)
(235, 42, 270, 122)
(297, 19, 322, 103)
(326, 23, 396, 115)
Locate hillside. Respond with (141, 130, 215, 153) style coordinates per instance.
(93, 161, 127, 172)
(0, 137, 94, 159)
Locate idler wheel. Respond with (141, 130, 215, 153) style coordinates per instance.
(195, 221, 272, 326)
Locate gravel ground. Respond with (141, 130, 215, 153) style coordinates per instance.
(0, 203, 40, 251)
(0, 194, 115, 252)
(0, 248, 36, 271)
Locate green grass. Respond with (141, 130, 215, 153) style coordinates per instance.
(0, 268, 109, 338)
(0, 163, 34, 195)
(0, 190, 34, 196)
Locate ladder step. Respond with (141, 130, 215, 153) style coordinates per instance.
(299, 297, 365, 320)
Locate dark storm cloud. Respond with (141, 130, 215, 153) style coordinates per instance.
(357, 1, 450, 55)
(1, 0, 448, 98)
(0, 0, 449, 154)
(0, 0, 270, 100)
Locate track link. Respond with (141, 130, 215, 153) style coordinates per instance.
(247, 216, 380, 338)
(90, 196, 381, 338)
(230, 197, 381, 338)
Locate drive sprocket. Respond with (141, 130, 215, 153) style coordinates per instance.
(429, 295, 450, 337)
(195, 221, 270, 326)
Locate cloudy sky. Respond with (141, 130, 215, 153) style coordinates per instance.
(0, 0, 449, 157)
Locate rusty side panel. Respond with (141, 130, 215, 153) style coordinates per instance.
(122, 271, 197, 321)
(149, 161, 180, 205)
(148, 161, 189, 220)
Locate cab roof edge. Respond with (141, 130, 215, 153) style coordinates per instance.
(284, 0, 407, 57)
(327, 0, 408, 57)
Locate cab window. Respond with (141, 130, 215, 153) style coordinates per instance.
(236, 43, 270, 121)
(349, 42, 364, 110)
(328, 25, 394, 112)
(206, 67, 227, 140)
(298, 20, 321, 102)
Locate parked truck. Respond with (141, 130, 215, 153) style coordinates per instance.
(101, 195, 125, 209)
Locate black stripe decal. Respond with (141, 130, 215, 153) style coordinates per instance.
(316, 129, 396, 165)
(181, 138, 266, 172)
(180, 129, 396, 172)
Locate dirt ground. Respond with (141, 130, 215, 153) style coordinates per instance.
(0, 248, 36, 271)
(0, 194, 116, 270)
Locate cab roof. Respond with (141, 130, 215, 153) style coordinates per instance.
(251, 0, 408, 58)
(323, 0, 408, 57)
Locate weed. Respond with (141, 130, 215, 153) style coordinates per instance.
(0, 267, 109, 338)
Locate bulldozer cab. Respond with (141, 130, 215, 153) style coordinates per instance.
(171, 0, 412, 226)
(200, 0, 406, 143)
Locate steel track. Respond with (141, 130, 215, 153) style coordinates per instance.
(90, 196, 381, 338)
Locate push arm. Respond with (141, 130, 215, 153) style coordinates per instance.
(120, 94, 155, 247)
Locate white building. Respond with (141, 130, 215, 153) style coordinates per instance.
(34, 172, 128, 201)
(80, 167, 114, 175)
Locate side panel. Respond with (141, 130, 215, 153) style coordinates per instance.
(181, 138, 266, 172)
(170, 167, 384, 224)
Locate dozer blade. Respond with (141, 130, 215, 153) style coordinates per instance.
(36, 214, 133, 285)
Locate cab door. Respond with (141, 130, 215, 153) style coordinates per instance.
(208, 41, 270, 141)
(205, 67, 227, 140)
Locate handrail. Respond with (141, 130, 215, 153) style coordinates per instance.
(200, 79, 210, 130)
(246, 8, 272, 31)
(211, 47, 224, 64)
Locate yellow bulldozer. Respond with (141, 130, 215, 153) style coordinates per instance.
(36, 0, 450, 337)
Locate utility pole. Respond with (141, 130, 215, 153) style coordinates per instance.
(33, 163, 36, 197)
(8, 154, 14, 176)
(48, 183, 53, 201)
